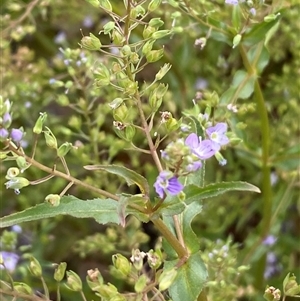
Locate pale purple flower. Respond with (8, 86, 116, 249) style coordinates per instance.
(264, 252, 281, 279)
(249, 8, 256, 16)
(154, 171, 184, 198)
(54, 31, 66, 44)
(0, 128, 9, 139)
(206, 123, 229, 147)
(185, 133, 217, 160)
(185, 160, 202, 172)
(0, 251, 19, 272)
(10, 128, 23, 142)
(2, 112, 12, 127)
(225, 0, 238, 5)
(263, 235, 277, 246)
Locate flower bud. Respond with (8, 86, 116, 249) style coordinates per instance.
(6, 167, 20, 178)
(155, 63, 172, 81)
(148, 0, 162, 12)
(80, 33, 101, 51)
(146, 49, 164, 63)
(45, 194, 61, 207)
(120, 45, 131, 57)
(94, 63, 110, 87)
(14, 282, 33, 294)
(155, 83, 168, 99)
(142, 40, 155, 55)
(97, 283, 118, 298)
(0, 128, 9, 140)
(2, 112, 12, 128)
(134, 274, 147, 293)
(112, 29, 125, 45)
(99, 0, 112, 11)
(112, 254, 131, 277)
(195, 37, 207, 50)
(110, 295, 126, 301)
(43, 127, 57, 149)
(147, 249, 162, 269)
(124, 80, 138, 96)
(5, 177, 30, 190)
(130, 249, 146, 271)
(158, 268, 177, 291)
(103, 21, 115, 34)
(33, 112, 47, 134)
(109, 98, 123, 110)
(57, 142, 73, 157)
(10, 128, 24, 142)
(125, 125, 136, 141)
(214, 151, 227, 166)
(86, 0, 100, 7)
(149, 18, 164, 28)
(16, 156, 30, 172)
(283, 273, 300, 296)
(29, 256, 42, 278)
(113, 104, 129, 122)
(232, 34, 242, 48)
(165, 117, 180, 132)
(86, 268, 103, 291)
(264, 13, 280, 22)
(152, 30, 170, 40)
(130, 52, 139, 64)
(143, 25, 156, 39)
(131, 5, 146, 19)
(54, 262, 67, 282)
(66, 270, 82, 292)
(264, 286, 281, 301)
(0, 97, 11, 115)
(149, 91, 161, 112)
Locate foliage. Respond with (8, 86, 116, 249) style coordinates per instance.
(0, 0, 299, 301)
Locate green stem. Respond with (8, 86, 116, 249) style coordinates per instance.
(151, 218, 188, 260)
(6, 142, 119, 201)
(239, 44, 272, 288)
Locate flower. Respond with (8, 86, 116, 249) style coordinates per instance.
(154, 171, 183, 198)
(0, 251, 19, 272)
(263, 235, 277, 246)
(206, 123, 229, 147)
(225, 0, 238, 5)
(10, 128, 23, 142)
(0, 128, 9, 140)
(185, 133, 217, 159)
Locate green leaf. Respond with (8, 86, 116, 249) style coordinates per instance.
(220, 70, 256, 104)
(184, 181, 260, 205)
(182, 202, 203, 253)
(165, 251, 208, 301)
(84, 164, 150, 195)
(243, 18, 281, 46)
(0, 196, 120, 228)
(247, 44, 270, 74)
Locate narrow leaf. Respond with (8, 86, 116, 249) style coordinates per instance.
(0, 196, 120, 228)
(184, 181, 260, 205)
(84, 164, 149, 195)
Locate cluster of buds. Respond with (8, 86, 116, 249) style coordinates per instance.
(0, 96, 24, 143)
(154, 116, 231, 199)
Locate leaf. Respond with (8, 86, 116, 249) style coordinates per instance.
(165, 251, 208, 301)
(84, 164, 150, 195)
(247, 44, 270, 74)
(243, 18, 281, 46)
(0, 196, 120, 228)
(182, 202, 203, 253)
(184, 181, 260, 205)
(220, 70, 256, 104)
